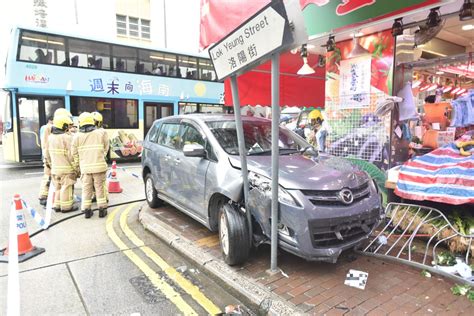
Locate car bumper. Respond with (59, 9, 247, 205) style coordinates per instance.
(276, 190, 383, 262)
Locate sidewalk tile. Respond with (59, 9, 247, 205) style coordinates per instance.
(346, 306, 369, 316)
(310, 303, 331, 315)
(290, 293, 310, 305)
(367, 307, 388, 316)
(288, 283, 313, 297)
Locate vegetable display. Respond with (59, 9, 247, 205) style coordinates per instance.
(388, 205, 474, 257)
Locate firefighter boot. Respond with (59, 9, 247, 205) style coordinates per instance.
(99, 208, 108, 218)
(39, 198, 47, 206)
(84, 209, 93, 219)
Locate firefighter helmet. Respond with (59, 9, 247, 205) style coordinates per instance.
(54, 108, 72, 119)
(308, 109, 323, 121)
(92, 112, 103, 127)
(78, 112, 95, 127)
(53, 114, 73, 130)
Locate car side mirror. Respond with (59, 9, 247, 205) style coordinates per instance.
(183, 143, 206, 158)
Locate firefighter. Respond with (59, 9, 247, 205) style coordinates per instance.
(44, 114, 78, 213)
(307, 109, 329, 152)
(91, 111, 109, 203)
(38, 108, 72, 206)
(72, 112, 109, 218)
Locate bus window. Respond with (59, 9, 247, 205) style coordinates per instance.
(70, 96, 138, 129)
(112, 45, 137, 72)
(198, 59, 216, 81)
(69, 39, 111, 70)
(148, 52, 177, 76)
(200, 104, 223, 113)
(19, 31, 66, 65)
(178, 56, 197, 79)
(179, 102, 197, 114)
(44, 98, 64, 120)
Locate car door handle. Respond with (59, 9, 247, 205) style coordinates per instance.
(174, 158, 181, 165)
(164, 155, 171, 161)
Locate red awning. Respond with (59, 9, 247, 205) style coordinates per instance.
(224, 51, 325, 107)
(201, 0, 325, 108)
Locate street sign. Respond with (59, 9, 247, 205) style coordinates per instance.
(208, 0, 293, 81)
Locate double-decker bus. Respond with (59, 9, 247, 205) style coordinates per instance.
(2, 26, 224, 162)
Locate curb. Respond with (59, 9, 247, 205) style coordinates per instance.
(138, 204, 306, 315)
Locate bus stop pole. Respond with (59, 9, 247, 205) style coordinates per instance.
(270, 53, 280, 272)
(229, 75, 252, 246)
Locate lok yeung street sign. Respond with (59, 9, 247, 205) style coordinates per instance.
(209, 0, 293, 81)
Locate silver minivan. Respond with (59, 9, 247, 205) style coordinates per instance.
(142, 114, 383, 265)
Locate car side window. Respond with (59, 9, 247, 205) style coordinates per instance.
(157, 123, 181, 149)
(181, 125, 205, 148)
(148, 123, 161, 143)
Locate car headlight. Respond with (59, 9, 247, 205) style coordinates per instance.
(248, 172, 301, 207)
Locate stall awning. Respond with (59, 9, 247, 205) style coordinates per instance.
(223, 51, 325, 107)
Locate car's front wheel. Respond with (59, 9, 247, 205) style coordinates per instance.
(144, 173, 163, 208)
(218, 203, 250, 265)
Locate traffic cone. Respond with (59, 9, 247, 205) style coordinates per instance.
(0, 194, 45, 263)
(107, 161, 123, 193)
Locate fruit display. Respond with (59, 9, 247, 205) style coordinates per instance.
(110, 130, 143, 158)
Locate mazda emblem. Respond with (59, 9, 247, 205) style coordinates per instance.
(339, 189, 353, 204)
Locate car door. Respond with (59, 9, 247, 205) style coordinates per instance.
(143, 121, 162, 189)
(173, 121, 211, 217)
(155, 120, 182, 197)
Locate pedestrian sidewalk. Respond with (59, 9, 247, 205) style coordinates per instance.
(139, 204, 472, 315)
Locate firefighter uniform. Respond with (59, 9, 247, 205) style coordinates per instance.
(38, 120, 53, 205)
(44, 114, 78, 213)
(39, 108, 73, 206)
(92, 112, 109, 202)
(72, 112, 110, 218)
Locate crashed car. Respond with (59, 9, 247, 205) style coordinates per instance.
(142, 114, 384, 265)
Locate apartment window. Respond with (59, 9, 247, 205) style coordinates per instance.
(116, 15, 151, 40)
(116, 15, 127, 35)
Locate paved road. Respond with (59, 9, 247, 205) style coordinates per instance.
(0, 154, 248, 314)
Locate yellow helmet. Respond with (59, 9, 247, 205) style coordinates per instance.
(92, 112, 103, 126)
(53, 114, 73, 130)
(54, 108, 72, 119)
(78, 112, 95, 127)
(308, 109, 323, 121)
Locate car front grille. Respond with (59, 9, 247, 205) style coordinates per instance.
(301, 182, 370, 206)
(308, 208, 380, 248)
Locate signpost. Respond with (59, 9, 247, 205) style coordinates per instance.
(209, 0, 293, 81)
(208, 0, 297, 273)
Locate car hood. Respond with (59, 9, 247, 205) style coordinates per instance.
(228, 154, 369, 190)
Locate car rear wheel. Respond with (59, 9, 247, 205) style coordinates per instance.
(145, 173, 162, 208)
(218, 203, 250, 265)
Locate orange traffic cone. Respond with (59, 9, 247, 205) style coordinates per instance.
(0, 194, 45, 263)
(107, 161, 123, 193)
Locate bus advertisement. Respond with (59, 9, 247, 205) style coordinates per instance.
(2, 26, 224, 163)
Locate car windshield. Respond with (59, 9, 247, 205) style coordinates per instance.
(207, 119, 309, 155)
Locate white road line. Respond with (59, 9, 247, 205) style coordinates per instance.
(24, 172, 44, 175)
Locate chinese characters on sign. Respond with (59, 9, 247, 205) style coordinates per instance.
(88, 78, 171, 96)
(90, 79, 104, 92)
(33, 0, 48, 28)
(339, 55, 371, 109)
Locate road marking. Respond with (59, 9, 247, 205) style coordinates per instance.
(120, 205, 222, 315)
(106, 205, 197, 316)
(24, 172, 44, 175)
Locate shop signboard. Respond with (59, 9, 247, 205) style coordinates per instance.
(301, 0, 453, 38)
(208, 0, 293, 81)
